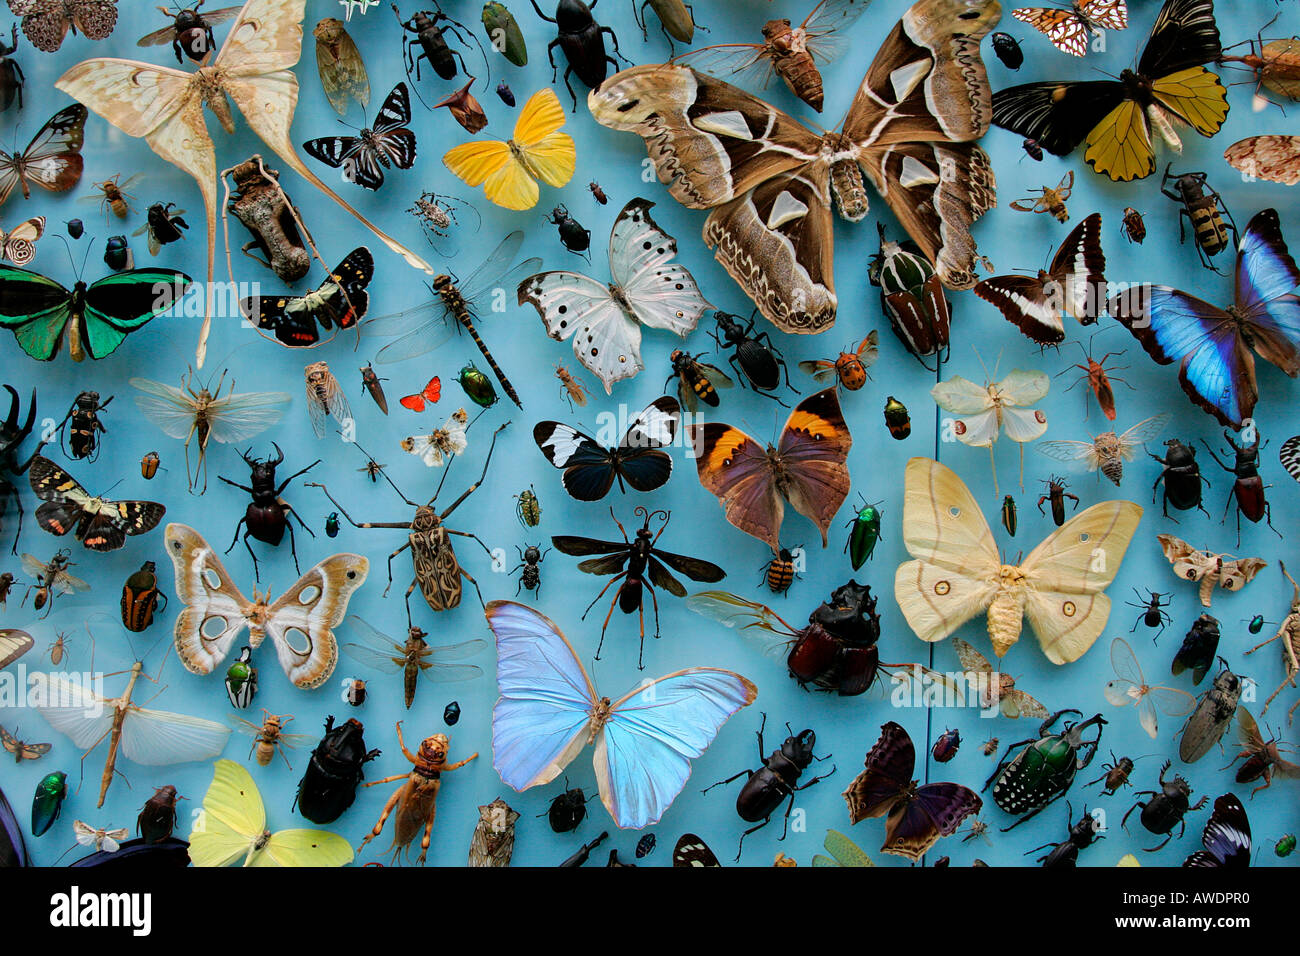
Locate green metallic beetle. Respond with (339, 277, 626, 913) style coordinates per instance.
(515, 485, 541, 528)
(224, 646, 258, 709)
(984, 710, 1106, 830)
(843, 496, 882, 570)
(481, 2, 527, 66)
(457, 363, 498, 408)
(31, 770, 66, 836)
(1001, 495, 1017, 537)
(1276, 834, 1296, 857)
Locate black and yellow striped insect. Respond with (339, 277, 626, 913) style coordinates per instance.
(666, 349, 733, 412)
(763, 546, 799, 596)
(1160, 167, 1237, 271)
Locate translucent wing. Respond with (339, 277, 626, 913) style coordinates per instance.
(1038, 437, 1102, 467)
(120, 706, 231, 766)
(599, 667, 757, 829)
(203, 390, 292, 444)
(457, 231, 525, 304)
(1118, 413, 1171, 447)
(28, 672, 114, 748)
(685, 590, 796, 658)
(485, 601, 598, 792)
(128, 378, 201, 439)
(1105, 636, 1145, 704)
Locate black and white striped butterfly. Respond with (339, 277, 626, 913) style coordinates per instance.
(1183, 793, 1250, 867)
(302, 83, 416, 191)
(532, 396, 680, 501)
(974, 212, 1107, 346)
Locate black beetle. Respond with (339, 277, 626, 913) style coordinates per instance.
(496, 80, 515, 106)
(1203, 429, 1278, 543)
(707, 310, 795, 407)
(1022, 138, 1044, 162)
(1122, 760, 1207, 851)
(1150, 438, 1209, 518)
(53, 390, 112, 462)
(294, 715, 381, 825)
(989, 31, 1023, 70)
(1030, 802, 1103, 868)
(544, 780, 588, 833)
(529, 0, 625, 110)
(442, 700, 460, 725)
(1126, 588, 1171, 641)
(137, 202, 188, 254)
(511, 543, 548, 597)
(0, 24, 22, 112)
(545, 204, 590, 257)
(393, 2, 485, 84)
(702, 713, 834, 860)
(1172, 613, 1221, 685)
(218, 443, 320, 578)
(794, 581, 883, 695)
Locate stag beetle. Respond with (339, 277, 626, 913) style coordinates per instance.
(703, 713, 834, 860)
(1203, 429, 1279, 543)
(218, 443, 320, 578)
(393, 3, 487, 87)
(0, 385, 37, 554)
(529, 0, 626, 110)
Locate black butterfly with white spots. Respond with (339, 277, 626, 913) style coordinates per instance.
(28, 455, 164, 552)
(302, 83, 416, 191)
(243, 247, 373, 347)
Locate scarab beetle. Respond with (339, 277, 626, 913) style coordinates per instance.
(984, 710, 1106, 830)
(120, 560, 167, 633)
(932, 728, 961, 763)
(990, 31, 1023, 69)
(868, 223, 951, 372)
(546, 781, 588, 833)
(457, 363, 498, 408)
(1150, 438, 1209, 517)
(443, 700, 460, 726)
(1122, 760, 1207, 851)
(294, 715, 381, 825)
(883, 395, 910, 440)
(325, 512, 340, 538)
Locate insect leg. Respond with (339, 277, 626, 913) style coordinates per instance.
(356, 784, 404, 853)
(384, 540, 413, 597)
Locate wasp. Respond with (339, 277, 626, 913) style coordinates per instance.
(554, 363, 588, 409)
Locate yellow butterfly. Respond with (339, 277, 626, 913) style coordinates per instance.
(894, 457, 1142, 664)
(190, 760, 353, 867)
(54, 0, 431, 368)
(443, 87, 575, 210)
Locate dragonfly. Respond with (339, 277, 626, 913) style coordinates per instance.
(365, 231, 540, 409)
(342, 615, 486, 710)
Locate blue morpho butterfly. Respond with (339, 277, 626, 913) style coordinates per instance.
(484, 600, 757, 830)
(1183, 793, 1251, 867)
(1109, 208, 1300, 429)
(0, 260, 191, 361)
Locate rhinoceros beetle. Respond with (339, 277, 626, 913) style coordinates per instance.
(701, 713, 834, 861)
(294, 715, 381, 825)
(984, 710, 1106, 830)
(1122, 760, 1207, 851)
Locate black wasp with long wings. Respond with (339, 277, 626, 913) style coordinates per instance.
(553, 506, 726, 668)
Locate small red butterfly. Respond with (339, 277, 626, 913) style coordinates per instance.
(399, 377, 441, 412)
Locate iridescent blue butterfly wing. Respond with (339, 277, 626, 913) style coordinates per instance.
(486, 601, 597, 791)
(597, 668, 757, 829)
(1234, 209, 1300, 379)
(1183, 793, 1250, 867)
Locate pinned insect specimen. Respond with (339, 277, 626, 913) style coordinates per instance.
(1125, 589, 1171, 640)
(400, 407, 468, 468)
(1, 725, 49, 762)
(407, 190, 476, 248)
(44, 389, 111, 462)
(673, 0, 869, 112)
(1087, 753, 1136, 795)
(1227, 707, 1300, 797)
(313, 16, 369, 115)
(342, 616, 485, 710)
(398, 377, 440, 414)
(984, 710, 1106, 829)
(1160, 166, 1238, 273)
(1202, 429, 1279, 543)
(553, 506, 726, 667)
(554, 363, 588, 410)
(1058, 337, 1130, 422)
(798, 332, 878, 392)
(1156, 534, 1266, 608)
(1122, 761, 1206, 852)
(134, 202, 188, 255)
(230, 710, 309, 768)
(1225, 135, 1300, 186)
(222, 156, 312, 284)
(370, 231, 538, 409)
(357, 721, 478, 866)
(468, 797, 519, 867)
(225, 646, 257, 707)
(131, 367, 291, 494)
(307, 425, 506, 624)
(21, 550, 88, 617)
(952, 637, 1049, 719)
(1104, 637, 1195, 740)
(137, 785, 182, 844)
(165, 522, 369, 690)
(0, 217, 43, 265)
(1037, 477, 1079, 526)
(511, 544, 547, 598)
(1218, 25, 1300, 109)
(82, 173, 137, 220)
(218, 444, 320, 577)
(1010, 171, 1074, 222)
(393, 3, 489, 93)
(304, 362, 352, 440)
(121, 560, 168, 633)
(1246, 562, 1300, 720)
(932, 366, 1049, 494)
(138, 2, 241, 61)
(360, 363, 389, 414)
(0, 105, 87, 207)
(1121, 206, 1146, 243)
(27, 456, 165, 552)
(0, 573, 15, 610)
(0, 24, 23, 111)
(1179, 662, 1242, 763)
(482, 1, 526, 66)
(30, 653, 231, 808)
(1172, 614, 1221, 686)
(844, 721, 981, 861)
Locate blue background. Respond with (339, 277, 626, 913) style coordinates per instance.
(1, 0, 1299, 867)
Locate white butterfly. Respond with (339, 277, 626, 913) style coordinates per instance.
(0, 216, 44, 265)
(400, 407, 468, 467)
(163, 523, 368, 690)
(932, 367, 1049, 494)
(73, 820, 129, 853)
(517, 198, 711, 394)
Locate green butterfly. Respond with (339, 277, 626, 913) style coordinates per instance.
(0, 266, 191, 361)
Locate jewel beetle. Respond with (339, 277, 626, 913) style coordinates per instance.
(883, 395, 910, 440)
(31, 771, 66, 837)
(1001, 495, 1017, 536)
(325, 512, 340, 538)
(843, 497, 882, 570)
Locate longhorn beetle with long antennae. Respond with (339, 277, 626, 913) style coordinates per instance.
(306, 424, 508, 625)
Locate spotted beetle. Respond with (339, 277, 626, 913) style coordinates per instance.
(983, 710, 1106, 830)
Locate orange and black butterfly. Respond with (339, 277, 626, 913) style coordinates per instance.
(242, 247, 373, 348)
(687, 388, 852, 553)
(27, 455, 165, 552)
(1013, 0, 1128, 58)
(1, 725, 50, 762)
